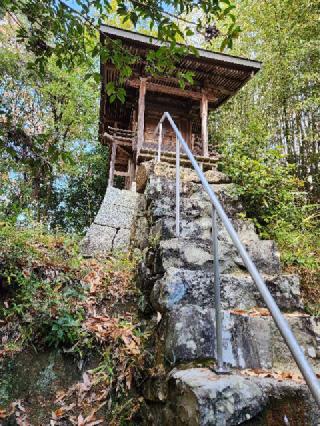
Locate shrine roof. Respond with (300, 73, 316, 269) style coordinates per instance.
(100, 24, 261, 109)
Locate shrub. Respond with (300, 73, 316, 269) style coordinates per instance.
(217, 123, 320, 314)
(218, 123, 303, 229)
(0, 222, 89, 352)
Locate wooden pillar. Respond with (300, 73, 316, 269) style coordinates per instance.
(137, 77, 147, 152)
(187, 120, 193, 148)
(108, 142, 117, 187)
(131, 109, 137, 150)
(132, 109, 137, 131)
(200, 91, 209, 157)
(127, 158, 136, 191)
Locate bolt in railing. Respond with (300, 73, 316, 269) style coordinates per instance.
(155, 111, 320, 408)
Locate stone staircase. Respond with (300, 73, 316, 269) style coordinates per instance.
(137, 161, 320, 425)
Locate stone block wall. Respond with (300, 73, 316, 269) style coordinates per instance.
(81, 186, 143, 256)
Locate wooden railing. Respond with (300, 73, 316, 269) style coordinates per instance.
(104, 126, 137, 188)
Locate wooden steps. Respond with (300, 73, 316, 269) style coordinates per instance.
(138, 148, 220, 171)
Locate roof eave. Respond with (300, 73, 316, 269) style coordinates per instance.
(100, 24, 262, 72)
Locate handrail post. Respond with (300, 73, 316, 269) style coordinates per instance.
(212, 207, 228, 373)
(176, 135, 180, 237)
(157, 122, 163, 162)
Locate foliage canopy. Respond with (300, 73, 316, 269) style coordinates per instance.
(1, 0, 240, 100)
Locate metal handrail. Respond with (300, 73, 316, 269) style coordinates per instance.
(155, 111, 320, 407)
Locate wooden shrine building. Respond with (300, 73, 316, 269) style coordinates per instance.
(100, 25, 261, 189)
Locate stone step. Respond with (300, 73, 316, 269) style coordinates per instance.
(156, 236, 281, 275)
(140, 160, 229, 183)
(159, 306, 320, 369)
(151, 268, 303, 313)
(146, 176, 242, 219)
(154, 216, 213, 240)
(136, 161, 230, 193)
(143, 368, 319, 425)
(153, 215, 265, 243)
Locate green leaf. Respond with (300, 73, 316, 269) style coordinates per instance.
(116, 88, 126, 103)
(92, 72, 101, 83)
(106, 81, 115, 96)
(109, 94, 116, 103)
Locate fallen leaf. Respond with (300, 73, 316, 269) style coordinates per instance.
(240, 368, 304, 383)
(78, 413, 85, 426)
(55, 390, 67, 403)
(82, 372, 92, 390)
(229, 309, 248, 316)
(54, 407, 64, 417)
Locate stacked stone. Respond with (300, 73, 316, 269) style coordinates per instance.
(81, 187, 143, 255)
(139, 161, 320, 425)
